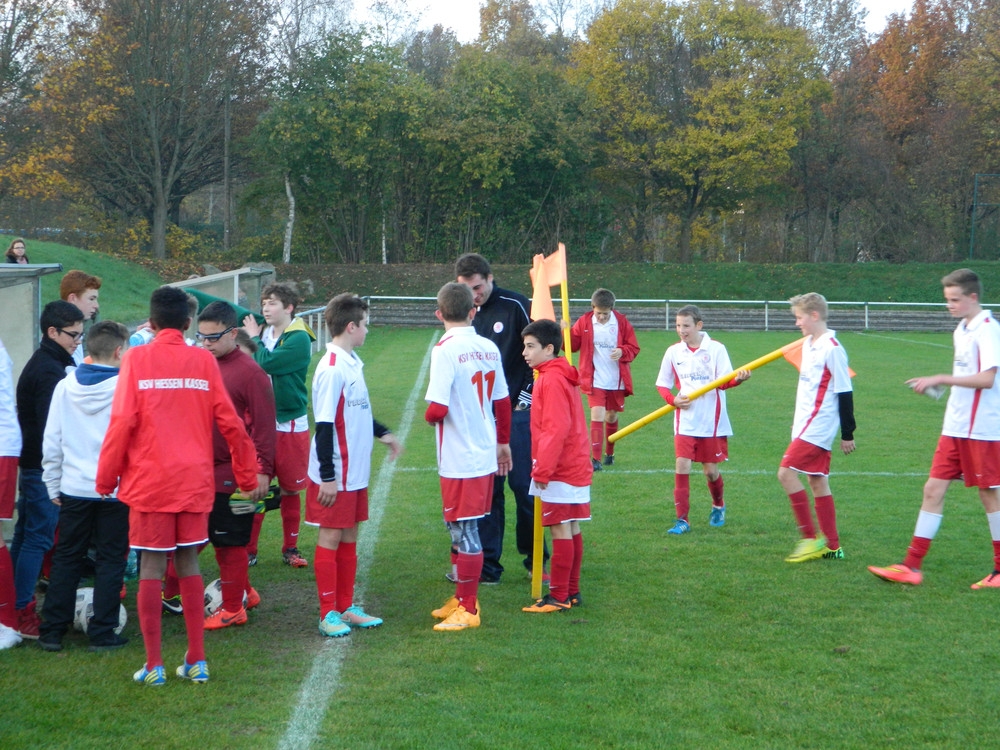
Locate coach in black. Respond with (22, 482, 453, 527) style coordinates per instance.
(455, 253, 547, 583)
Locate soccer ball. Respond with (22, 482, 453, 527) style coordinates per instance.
(203, 578, 247, 615)
(73, 587, 127, 635)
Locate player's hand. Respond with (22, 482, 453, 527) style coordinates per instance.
(318, 481, 338, 507)
(841, 439, 856, 455)
(379, 433, 403, 461)
(241, 314, 262, 338)
(610, 347, 622, 361)
(52, 495, 62, 506)
(248, 474, 270, 501)
(735, 368, 752, 382)
(906, 375, 942, 394)
(534, 481, 548, 491)
(496, 444, 512, 476)
(559, 318, 570, 330)
(675, 394, 691, 410)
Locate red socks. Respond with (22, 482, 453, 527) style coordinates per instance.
(550, 538, 574, 602)
(674, 474, 690, 522)
(814, 494, 839, 549)
(179, 575, 205, 663)
(455, 552, 483, 615)
(590, 421, 603, 462)
(248, 513, 264, 557)
(788, 490, 816, 538)
(0, 546, 15, 628)
(569, 533, 584, 598)
(903, 536, 932, 570)
(215, 546, 248, 612)
(314, 545, 338, 618)
(605, 422, 617, 457)
(708, 475, 725, 507)
(280, 494, 301, 552)
(336, 542, 358, 613)
(138, 578, 163, 668)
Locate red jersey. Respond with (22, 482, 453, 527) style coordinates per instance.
(96, 328, 258, 512)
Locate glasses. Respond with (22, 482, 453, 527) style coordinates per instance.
(195, 326, 235, 343)
(57, 328, 83, 340)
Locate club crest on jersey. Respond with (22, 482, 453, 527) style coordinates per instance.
(698, 352, 711, 364)
(493, 321, 504, 334)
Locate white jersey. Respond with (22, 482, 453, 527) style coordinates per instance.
(791, 330, 852, 450)
(592, 312, 621, 390)
(0, 338, 21, 458)
(656, 333, 735, 437)
(943, 309, 1000, 440)
(308, 343, 373, 491)
(425, 325, 509, 479)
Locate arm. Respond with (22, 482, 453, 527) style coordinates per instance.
(373, 419, 402, 461)
(425, 402, 448, 423)
(314, 421, 340, 506)
(247, 368, 277, 499)
(907, 368, 997, 393)
(493, 396, 512, 477)
(838, 391, 856, 454)
(211, 371, 259, 493)
(96, 361, 137, 495)
(616, 316, 640, 364)
(41, 383, 65, 503)
(718, 369, 752, 390)
(569, 316, 585, 354)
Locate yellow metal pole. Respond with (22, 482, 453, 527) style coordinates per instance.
(608, 338, 805, 444)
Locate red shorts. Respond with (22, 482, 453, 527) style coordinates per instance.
(439, 475, 493, 522)
(0, 456, 17, 520)
(930, 435, 1000, 488)
(675, 435, 729, 464)
(304, 482, 369, 528)
(129, 510, 209, 551)
(587, 388, 626, 412)
(275, 430, 310, 493)
(780, 438, 831, 476)
(540, 501, 591, 526)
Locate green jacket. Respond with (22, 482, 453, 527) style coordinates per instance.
(253, 317, 315, 423)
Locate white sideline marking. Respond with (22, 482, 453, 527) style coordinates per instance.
(279, 332, 437, 750)
(392, 466, 927, 478)
(855, 332, 951, 349)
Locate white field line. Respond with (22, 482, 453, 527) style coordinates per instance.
(278, 331, 437, 750)
(854, 331, 951, 349)
(391, 466, 927, 478)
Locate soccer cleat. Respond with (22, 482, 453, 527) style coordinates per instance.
(319, 610, 351, 637)
(568, 592, 583, 608)
(867, 563, 922, 585)
(603, 455, 615, 466)
(161, 594, 183, 615)
(247, 553, 258, 567)
(245, 587, 261, 611)
(784, 536, 828, 563)
(89, 634, 129, 652)
(0, 623, 23, 650)
(282, 547, 308, 568)
(667, 519, 691, 535)
(341, 605, 383, 629)
(433, 605, 480, 631)
(709, 505, 726, 527)
(970, 570, 1000, 589)
(134, 664, 167, 686)
(591, 458, 603, 472)
(204, 606, 248, 630)
(176, 659, 210, 683)
(37, 635, 63, 652)
(822, 547, 845, 560)
(432, 596, 459, 619)
(522, 594, 571, 613)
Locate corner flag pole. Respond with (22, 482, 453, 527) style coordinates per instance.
(607, 338, 806, 444)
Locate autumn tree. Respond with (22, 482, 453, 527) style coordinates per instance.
(573, 0, 827, 262)
(32, 0, 273, 259)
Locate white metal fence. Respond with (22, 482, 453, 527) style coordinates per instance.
(299, 296, 963, 354)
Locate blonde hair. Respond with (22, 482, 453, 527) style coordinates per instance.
(789, 292, 828, 320)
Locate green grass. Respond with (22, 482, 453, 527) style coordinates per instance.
(7, 325, 1000, 748)
(3, 236, 165, 325)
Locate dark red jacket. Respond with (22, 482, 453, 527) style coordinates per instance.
(570, 310, 640, 396)
(530, 357, 593, 487)
(213, 348, 276, 494)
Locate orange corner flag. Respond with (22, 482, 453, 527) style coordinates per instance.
(781, 337, 855, 377)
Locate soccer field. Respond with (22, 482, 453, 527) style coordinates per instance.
(6, 327, 1000, 749)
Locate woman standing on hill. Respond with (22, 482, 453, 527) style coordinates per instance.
(5, 238, 29, 264)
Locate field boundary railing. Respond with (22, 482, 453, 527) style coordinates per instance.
(299, 297, 963, 354)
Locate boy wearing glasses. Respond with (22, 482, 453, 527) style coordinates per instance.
(11, 300, 84, 639)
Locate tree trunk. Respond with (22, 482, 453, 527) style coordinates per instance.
(283, 173, 294, 264)
(152, 192, 168, 260)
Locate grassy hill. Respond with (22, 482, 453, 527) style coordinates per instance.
(9, 235, 998, 317)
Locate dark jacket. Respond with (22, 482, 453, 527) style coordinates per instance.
(17, 337, 74, 469)
(472, 284, 534, 406)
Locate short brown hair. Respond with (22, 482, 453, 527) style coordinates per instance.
(85, 321, 129, 361)
(591, 288, 616, 309)
(60, 270, 102, 300)
(324, 293, 368, 336)
(261, 283, 300, 311)
(454, 253, 491, 280)
(675, 304, 703, 324)
(941, 268, 982, 299)
(522, 319, 562, 355)
(437, 283, 475, 322)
